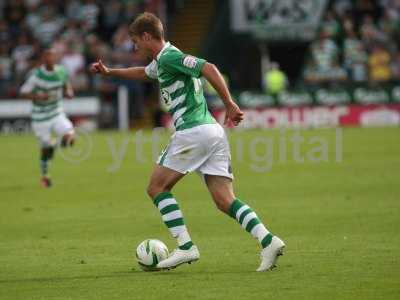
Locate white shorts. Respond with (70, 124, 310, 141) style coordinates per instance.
(157, 123, 233, 180)
(31, 113, 74, 147)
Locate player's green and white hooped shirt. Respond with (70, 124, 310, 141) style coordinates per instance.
(20, 65, 68, 122)
(145, 42, 216, 130)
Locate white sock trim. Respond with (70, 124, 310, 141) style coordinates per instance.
(236, 205, 250, 221)
(170, 225, 186, 237)
(177, 229, 192, 246)
(241, 212, 258, 229)
(158, 198, 177, 210)
(162, 210, 183, 222)
(250, 223, 270, 242)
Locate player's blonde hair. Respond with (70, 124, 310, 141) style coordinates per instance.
(129, 12, 164, 40)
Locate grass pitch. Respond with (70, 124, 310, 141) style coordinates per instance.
(0, 127, 399, 299)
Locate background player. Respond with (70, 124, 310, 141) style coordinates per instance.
(20, 48, 75, 188)
(90, 13, 285, 272)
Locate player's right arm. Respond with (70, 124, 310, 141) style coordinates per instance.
(90, 59, 150, 81)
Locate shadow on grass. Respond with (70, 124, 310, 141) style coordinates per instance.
(0, 269, 256, 284)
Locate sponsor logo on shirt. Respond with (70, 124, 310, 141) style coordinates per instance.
(183, 56, 197, 68)
(161, 89, 172, 108)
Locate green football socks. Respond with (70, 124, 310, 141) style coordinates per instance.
(229, 199, 273, 249)
(40, 147, 54, 177)
(153, 192, 193, 250)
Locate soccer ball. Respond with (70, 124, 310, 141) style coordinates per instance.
(136, 239, 169, 271)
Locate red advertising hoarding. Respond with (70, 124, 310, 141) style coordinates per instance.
(162, 104, 400, 129)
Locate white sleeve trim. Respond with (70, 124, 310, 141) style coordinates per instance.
(145, 60, 158, 79)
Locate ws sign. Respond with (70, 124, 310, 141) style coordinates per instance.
(230, 0, 328, 41)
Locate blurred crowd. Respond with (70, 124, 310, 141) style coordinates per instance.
(304, 0, 400, 86)
(0, 0, 168, 125)
(3, 0, 399, 111)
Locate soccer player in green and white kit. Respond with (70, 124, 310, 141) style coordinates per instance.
(91, 13, 285, 271)
(20, 48, 75, 188)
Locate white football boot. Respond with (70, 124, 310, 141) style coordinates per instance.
(156, 245, 200, 270)
(257, 236, 285, 272)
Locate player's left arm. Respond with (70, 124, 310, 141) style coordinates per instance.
(201, 62, 244, 126)
(61, 66, 74, 99)
(64, 80, 74, 99)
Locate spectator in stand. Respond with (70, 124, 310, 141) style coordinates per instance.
(360, 15, 377, 51)
(62, 20, 85, 44)
(304, 59, 324, 85)
(0, 20, 10, 45)
(61, 43, 88, 92)
(321, 10, 341, 39)
(333, 0, 352, 17)
(61, 44, 85, 77)
(360, 15, 390, 51)
(11, 33, 36, 82)
(25, 1, 42, 30)
(368, 44, 392, 83)
(0, 44, 13, 96)
(3, 0, 26, 36)
(111, 24, 146, 120)
(80, 0, 100, 32)
(52, 36, 68, 62)
(354, 0, 381, 20)
(328, 60, 348, 83)
(380, 7, 399, 36)
(380, 4, 400, 48)
(263, 62, 288, 96)
(85, 33, 113, 90)
(123, 1, 143, 24)
(65, 0, 83, 22)
(0, 0, 160, 107)
(112, 24, 134, 54)
(33, 5, 65, 45)
(341, 13, 355, 33)
(390, 52, 400, 80)
(101, 0, 124, 40)
(311, 31, 339, 73)
(303, 0, 400, 87)
(85, 34, 110, 65)
(304, 58, 347, 86)
(343, 30, 368, 82)
(0, 1, 3, 20)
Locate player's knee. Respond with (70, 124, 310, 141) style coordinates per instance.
(146, 184, 156, 199)
(215, 200, 231, 214)
(213, 194, 233, 214)
(147, 183, 168, 200)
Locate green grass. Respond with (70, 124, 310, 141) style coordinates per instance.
(0, 127, 399, 299)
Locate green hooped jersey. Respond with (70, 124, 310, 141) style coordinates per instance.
(145, 42, 216, 130)
(20, 65, 68, 122)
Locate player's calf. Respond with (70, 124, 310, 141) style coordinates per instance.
(40, 146, 55, 188)
(205, 175, 235, 214)
(205, 176, 286, 271)
(41, 146, 55, 161)
(229, 199, 286, 271)
(152, 191, 195, 250)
